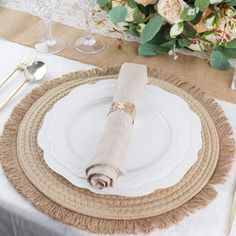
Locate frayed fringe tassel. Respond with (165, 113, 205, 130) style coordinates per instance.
(0, 66, 235, 234)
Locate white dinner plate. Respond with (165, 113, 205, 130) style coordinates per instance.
(38, 79, 202, 196)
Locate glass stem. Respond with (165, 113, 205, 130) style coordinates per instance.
(84, 10, 93, 41)
(44, 18, 55, 45)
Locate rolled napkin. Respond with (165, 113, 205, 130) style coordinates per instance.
(85, 63, 148, 189)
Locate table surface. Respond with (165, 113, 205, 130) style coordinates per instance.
(0, 39, 236, 236)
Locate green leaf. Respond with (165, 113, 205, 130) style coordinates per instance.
(160, 40, 175, 48)
(148, 31, 166, 45)
(128, 23, 139, 36)
(181, 8, 196, 21)
(201, 29, 215, 36)
(178, 38, 189, 47)
(226, 40, 236, 49)
(210, 51, 230, 70)
(161, 25, 172, 41)
(230, 0, 236, 5)
(184, 22, 197, 38)
(133, 7, 143, 23)
(195, 0, 209, 11)
(138, 43, 158, 56)
(219, 48, 236, 59)
(97, 0, 109, 5)
(225, 49, 236, 59)
(108, 6, 128, 23)
(191, 11, 203, 25)
(127, 0, 137, 8)
(141, 15, 163, 44)
(155, 46, 169, 54)
(138, 4, 149, 15)
(97, 0, 112, 11)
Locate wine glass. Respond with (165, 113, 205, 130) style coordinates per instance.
(31, 0, 65, 54)
(73, 0, 105, 54)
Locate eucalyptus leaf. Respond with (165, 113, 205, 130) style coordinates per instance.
(97, 0, 109, 5)
(138, 43, 158, 56)
(184, 22, 197, 38)
(155, 46, 169, 54)
(230, 0, 236, 5)
(226, 40, 236, 49)
(138, 4, 149, 15)
(128, 23, 139, 36)
(210, 51, 230, 70)
(108, 6, 128, 23)
(141, 15, 163, 44)
(178, 38, 189, 47)
(148, 30, 166, 45)
(191, 11, 203, 25)
(226, 49, 236, 59)
(220, 48, 236, 59)
(133, 7, 144, 23)
(127, 0, 137, 8)
(163, 25, 172, 41)
(194, 0, 209, 11)
(160, 40, 176, 48)
(181, 8, 196, 21)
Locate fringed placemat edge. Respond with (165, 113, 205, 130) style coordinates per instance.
(0, 66, 235, 234)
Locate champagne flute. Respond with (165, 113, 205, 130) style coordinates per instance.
(31, 0, 65, 54)
(73, 0, 105, 54)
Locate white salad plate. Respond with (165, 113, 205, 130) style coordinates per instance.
(38, 79, 202, 196)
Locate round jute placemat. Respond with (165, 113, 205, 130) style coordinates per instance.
(0, 67, 235, 234)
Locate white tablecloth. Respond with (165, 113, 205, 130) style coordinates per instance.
(0, 39, 236, 236)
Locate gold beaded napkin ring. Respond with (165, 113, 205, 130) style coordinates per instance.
(108, 102, 136, 124)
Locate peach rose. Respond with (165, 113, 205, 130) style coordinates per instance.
(193, 8, 213, 33)
(157, 0, 187, 25)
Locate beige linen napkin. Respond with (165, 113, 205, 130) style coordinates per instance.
(85, 63, 148, 189)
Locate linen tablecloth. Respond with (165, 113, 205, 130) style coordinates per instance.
(0, 39, 236, 236)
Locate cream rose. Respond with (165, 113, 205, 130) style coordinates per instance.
(135, 0, 158, 6)
(157, 0, 187, 25)
(170, 22, 184, 38)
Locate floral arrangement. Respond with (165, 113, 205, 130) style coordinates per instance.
(97, 0, 236, 70)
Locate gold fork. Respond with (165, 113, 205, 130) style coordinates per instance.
(231, 68, 236, 91)
(0, 50, 37, 89)
(228, 186, 236, 236)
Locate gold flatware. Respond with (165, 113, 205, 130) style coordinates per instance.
(227, 185, 236, 236)
(231, 68, 236, 91)
(0, 50, 37, 89)
(0, 61, 47, 110)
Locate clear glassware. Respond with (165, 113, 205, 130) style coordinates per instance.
(73, 0, 105, 54)
(31, 0, 65, 54)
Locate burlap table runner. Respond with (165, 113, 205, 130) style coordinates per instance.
(0, 66, 235, 234)
(0, 7, 235, 103)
